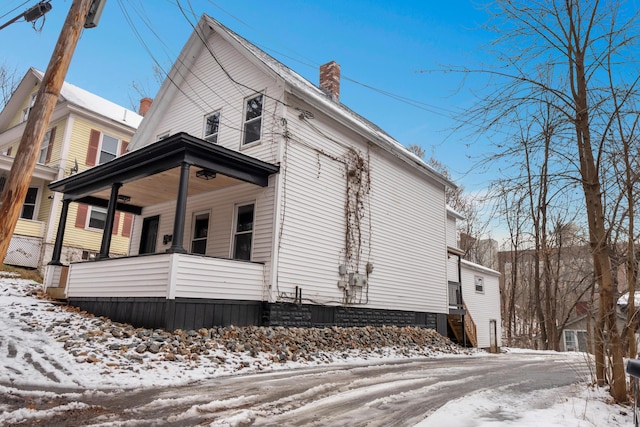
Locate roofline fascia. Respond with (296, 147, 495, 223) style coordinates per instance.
(129, 18, 210, 150)
(66, 104, 139, 134)
(0, 155, 58, 180)
(460, 258, 501, 276)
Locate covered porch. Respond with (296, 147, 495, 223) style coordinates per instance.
(44, 132, 279, 327)
(1, 155, 58, 268)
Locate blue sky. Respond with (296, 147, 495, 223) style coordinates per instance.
(0, 0, 495, 190)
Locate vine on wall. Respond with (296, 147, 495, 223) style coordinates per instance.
(344, 147, 371, 274)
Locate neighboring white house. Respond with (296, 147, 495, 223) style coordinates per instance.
(44, 15, 501, 350)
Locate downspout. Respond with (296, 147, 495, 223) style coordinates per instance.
(459, 252, 467, 347)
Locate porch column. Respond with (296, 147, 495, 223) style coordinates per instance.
(48, 198, 71, 266)
(97, 182, 122, 259)
(167, 161, 190, 253)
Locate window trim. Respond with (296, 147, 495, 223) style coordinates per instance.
(190, 210, 210, 255)
(20, 185, 41, 220)
(474, 275, 485, 293)
(21, 93, 37, 123)
(231, 202, 255, 260)
(86, 206, 108, 231)
(241, 93, 264, 147)
(563, 330, 578, 351)
(98, 133, 121, 165)
(203, 111, 221, 143)
(38, 129, 53, 164)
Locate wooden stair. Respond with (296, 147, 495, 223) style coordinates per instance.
(447, 304, 477, 347)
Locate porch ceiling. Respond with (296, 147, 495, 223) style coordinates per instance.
(90, 166, 244, 207)
(49, 132, 279, 210)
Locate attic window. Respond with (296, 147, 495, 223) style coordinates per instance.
(475, 275, 484, 293)
(242, 94, 263, 146)
(21, 93, 37, 123)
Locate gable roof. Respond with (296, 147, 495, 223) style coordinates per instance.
(0, 68, 143, 132)
(131, 14, 455, 189)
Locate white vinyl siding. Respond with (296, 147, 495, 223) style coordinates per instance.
(65, 254, 264, 301)
(66, 255, 171, 297)
(460, 259, 502, 349)
(446, 216, 457, 248)
(142, 30, 282, 164)
(173, 255, 264, 300)
(275, 100, 449, 313)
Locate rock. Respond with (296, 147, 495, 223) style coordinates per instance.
(135, 344, 147, 354)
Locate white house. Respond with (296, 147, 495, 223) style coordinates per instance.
(44, 15, 501, 350)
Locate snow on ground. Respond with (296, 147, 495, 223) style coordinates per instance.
(0, 272, 634, 426)
(417, 383, 630, 427)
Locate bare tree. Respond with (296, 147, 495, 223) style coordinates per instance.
(0, 63, 19, 109)
(450, 0, 640, 402)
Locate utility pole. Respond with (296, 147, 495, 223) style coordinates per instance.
(0, 0, 96, 264)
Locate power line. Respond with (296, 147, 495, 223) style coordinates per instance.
(0, 0, 31, 21)
(0, 0, 51, 31)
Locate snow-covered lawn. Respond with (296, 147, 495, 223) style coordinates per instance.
(0, 271, 634, 426)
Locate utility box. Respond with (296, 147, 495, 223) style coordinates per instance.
(349, 273, 367, 287)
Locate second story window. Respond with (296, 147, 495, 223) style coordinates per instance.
(38, 128, 55, 164)
(100, 134, 119, 164)
(243, 94, 263, 146)
(204, 112, 220, 143)
(86, 129, 127, 166)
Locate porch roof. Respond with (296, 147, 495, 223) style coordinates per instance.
(49, 132, 279, 213)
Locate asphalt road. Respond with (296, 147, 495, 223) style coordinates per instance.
(2, 351, 591, 426)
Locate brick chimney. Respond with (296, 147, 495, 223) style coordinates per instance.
(139, 97, 153, 116)
(319, 61, 340, 100)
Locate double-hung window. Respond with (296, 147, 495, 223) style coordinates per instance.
(242, 94, 263, 145)
(233, 203, 254, 260)
(20, 187, 38, 220)
(191, 212, 210, 254)
(474, 276, 484, 293)
(204, 111, 220, 143)
(99, 134, 119, 164)
(87, 207, 107, 230)
(38, 129, 53, 164)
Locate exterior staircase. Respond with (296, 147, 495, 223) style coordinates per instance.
(447, 303, 477, 348)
